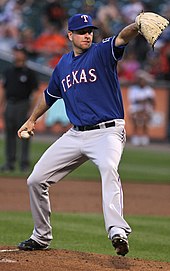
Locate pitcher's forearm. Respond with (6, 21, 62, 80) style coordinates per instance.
(29, 93, 50, 123)
(115, 23, 139, 46)
(18, 93, 50, 138)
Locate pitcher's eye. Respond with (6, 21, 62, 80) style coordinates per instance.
(73, 29, 93, 35)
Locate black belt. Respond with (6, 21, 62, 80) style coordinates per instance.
(74, 121, 115, 131)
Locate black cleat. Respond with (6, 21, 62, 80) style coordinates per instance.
(112, 234, 129, 256)
(18, 238, 49, 251)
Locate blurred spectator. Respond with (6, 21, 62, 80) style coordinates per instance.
(127, 70, 155, 146)
(121, 0, 144, 24)
(0, 43, 39, 172)
(118, 51, 141, 84)
(31, 23, 68, 67)
(0, 23, 18, 53)
(160, 1, 170, 21)
(96, 0, 123, 36)
(158, 39, 170, 81)
(18, 27, 38, 60)
(0, 0, 22, 25)
(81, 0, 97, 18)
(43, 0, 67, 29)
(0, 0, 24, 36)
(144, 50, 162, 79)
(132, 34, 150, 65)
(0, 0, 28, 53)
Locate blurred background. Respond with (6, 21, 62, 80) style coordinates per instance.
(0, 0, 170, 143)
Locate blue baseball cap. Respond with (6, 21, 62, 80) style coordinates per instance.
(68, 14, 98, 31)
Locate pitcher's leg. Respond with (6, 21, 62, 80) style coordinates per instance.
(28, 173, 52, 246)
(100, 163, 131, 238)
(26, 130, 87, 246)
(96, 128, 131, 256)
(86, 127, 131, 238)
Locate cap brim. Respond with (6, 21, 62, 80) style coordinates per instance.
(69, 25, 98, 31)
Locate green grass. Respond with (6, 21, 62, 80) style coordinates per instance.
(0, 211, 170, 262)
(119, 147, 170, 182)
(0, 138, 170, 183)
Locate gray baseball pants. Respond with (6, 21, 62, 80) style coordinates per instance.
(27, 119, 132, 246)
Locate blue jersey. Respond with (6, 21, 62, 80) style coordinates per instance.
(44, 36, 126, 126)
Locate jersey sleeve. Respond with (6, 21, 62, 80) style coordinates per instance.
(97, 36, 126, 63)
(111, 36, 127, 61)
(44, 66, 62, 107)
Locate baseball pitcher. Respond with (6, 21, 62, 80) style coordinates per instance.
(17, 13, 169, 256)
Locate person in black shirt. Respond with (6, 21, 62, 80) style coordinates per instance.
(0, 44, 39, 172)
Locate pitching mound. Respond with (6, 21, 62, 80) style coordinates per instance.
(1, 247, 170, 271)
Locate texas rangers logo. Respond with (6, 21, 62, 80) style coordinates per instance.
(81, 15, 88, 22)
(61, 68, 98, 92)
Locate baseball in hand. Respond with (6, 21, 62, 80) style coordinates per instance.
(20, 130, 34, 139)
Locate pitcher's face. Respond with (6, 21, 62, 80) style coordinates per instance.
(68, 28, 93, 56)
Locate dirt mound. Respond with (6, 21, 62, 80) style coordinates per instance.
(0, 247, 170, 271)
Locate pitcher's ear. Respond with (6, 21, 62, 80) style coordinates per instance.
(68, 31, 73, 41)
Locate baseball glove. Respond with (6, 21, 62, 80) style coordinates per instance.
(135, 12, 169, 48)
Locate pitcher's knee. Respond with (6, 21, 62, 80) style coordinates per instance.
(100, 162, 118, 175)
(27, 170, 40, 187)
